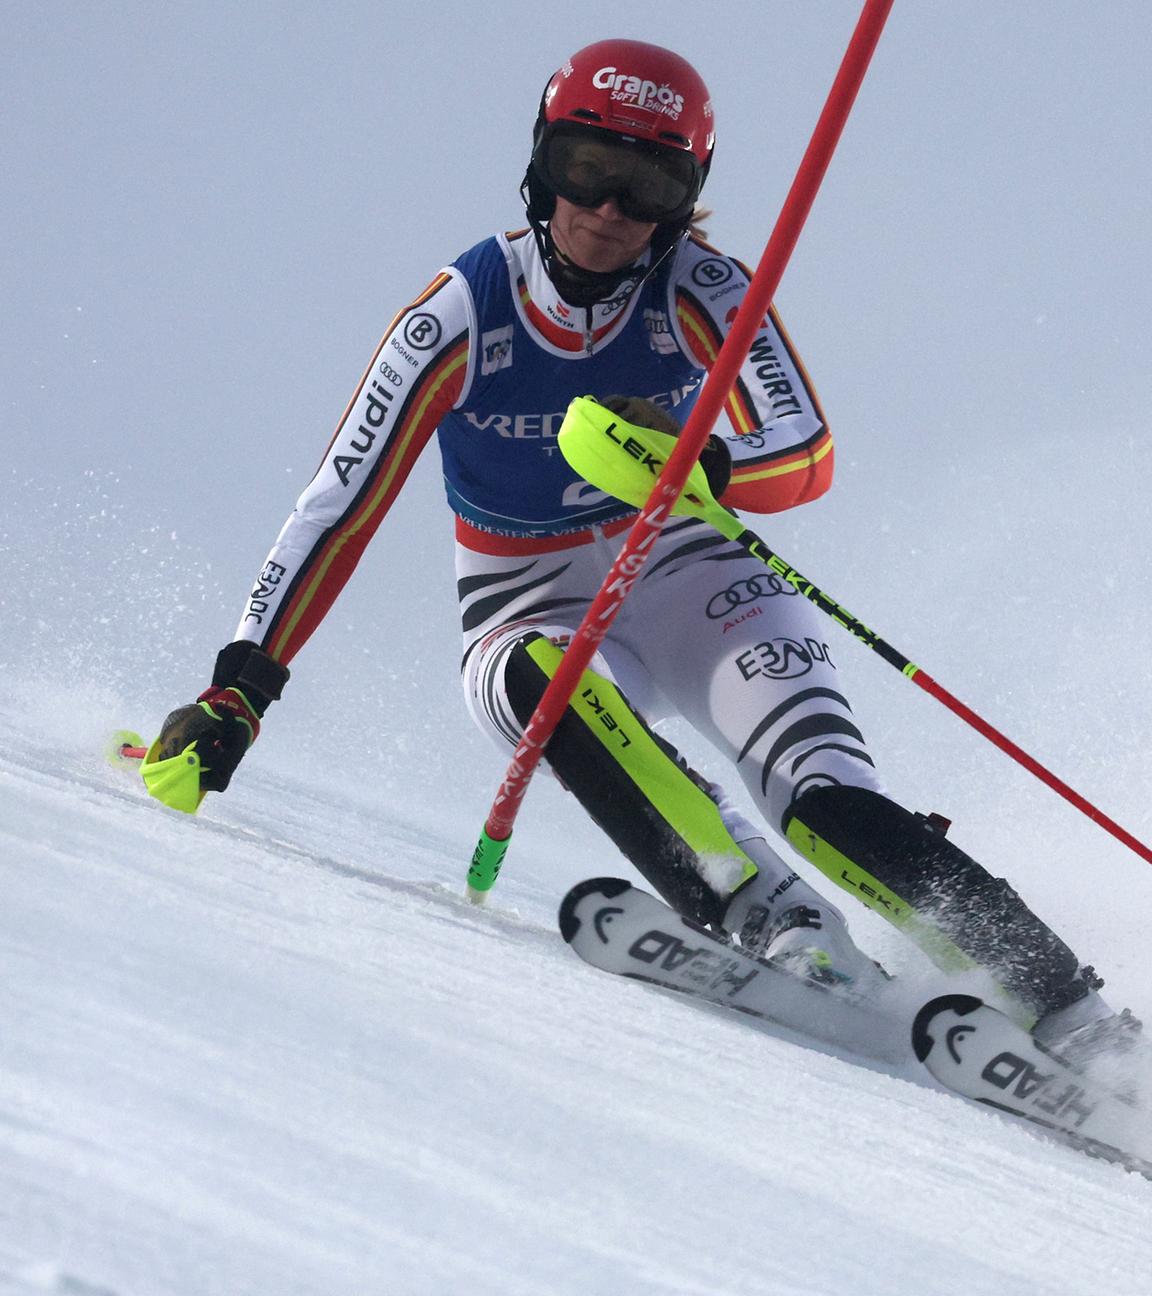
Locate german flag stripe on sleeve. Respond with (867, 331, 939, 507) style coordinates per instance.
(675, 286, 828, 445)
(308, 274, 454, 473)
(728, 429, 833, 483)
(675, 282, 833, 511)
(723, 422, 833, 512)
(265, 329, 468, 663)
(767, 303, 827, 429)
(675, 287, 762, 437)
(727, 263, 828, 442)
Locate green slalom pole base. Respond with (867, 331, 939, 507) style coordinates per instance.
(466, 828, 511, 905)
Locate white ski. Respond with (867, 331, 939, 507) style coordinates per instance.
(559, 876, 906, 1063)
(913, 994, 1150, 1178)
(560, 878, 1152, 1180)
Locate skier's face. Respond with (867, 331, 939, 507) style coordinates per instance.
(549, 196, 657, 274)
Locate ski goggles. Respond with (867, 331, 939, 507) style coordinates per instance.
(535, 125, 702, 224)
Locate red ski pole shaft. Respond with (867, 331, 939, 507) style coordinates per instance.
(912, 670, 1152, 866)
(467, 0, 896, 898)
(731, 526, 1152, 867)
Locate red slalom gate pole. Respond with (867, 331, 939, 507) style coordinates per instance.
(466, 0, 896, 899)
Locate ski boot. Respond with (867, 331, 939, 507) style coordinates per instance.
(1032, 977, 1143, 1070)
(785, 784, 1141, 1043)
(722, 831, 891, 995)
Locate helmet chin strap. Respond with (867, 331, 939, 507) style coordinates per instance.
(521, 177, 686, 309)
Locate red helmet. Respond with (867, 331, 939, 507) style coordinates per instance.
(526, 40, 715, 227)
(542, 40, 714, 165)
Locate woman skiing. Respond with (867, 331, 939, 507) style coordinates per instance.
(149, 39, 1134, 1058)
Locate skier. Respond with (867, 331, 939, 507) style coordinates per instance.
(148, 39, 1135, 1058)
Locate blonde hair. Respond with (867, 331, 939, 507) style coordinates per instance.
(688, 207, 713, 242)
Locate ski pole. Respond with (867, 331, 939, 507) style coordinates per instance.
(107, 730, 149, 764)
(466, 0, 897, 901)
(557, 397, 1152, 869)
(106, 730, 206, 813)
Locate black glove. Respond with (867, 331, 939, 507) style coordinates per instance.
(600, 394, 733, 499)
(156, 641, 289, 793)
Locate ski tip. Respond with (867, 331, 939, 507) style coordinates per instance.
(911, 993, 986, 1062)
(558, 876, 633, 943)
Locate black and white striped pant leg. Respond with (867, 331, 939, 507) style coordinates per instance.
(615, 529, 887, 833)
(456, 541, 661, 754)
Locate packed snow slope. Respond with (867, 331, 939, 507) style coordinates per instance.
(1, 672, 1151, 1296)
(6, 3, 1152, 1292)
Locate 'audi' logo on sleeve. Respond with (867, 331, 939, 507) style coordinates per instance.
(706, 573, 798, 620)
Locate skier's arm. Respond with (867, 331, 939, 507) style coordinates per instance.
(236, 271, 472, 665)
(146, 272, 473, 806)
(672, 241, 831, 514)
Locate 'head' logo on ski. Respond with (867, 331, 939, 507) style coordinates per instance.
(946, 1023, 975, 1063)
(593, 905, 624, 944)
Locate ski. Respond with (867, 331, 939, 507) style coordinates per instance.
(559, 878, 1152, 1179)
(558, 876, 907, 1063)
(913, 994, 1151, 1180)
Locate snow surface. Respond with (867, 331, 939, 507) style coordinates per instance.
(1, 687, 1150, 1296)
(6, 3, 1152, 1291)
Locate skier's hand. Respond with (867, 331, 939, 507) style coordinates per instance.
(154, 642, 289, 795)
(156, 688, 261, 793)
(600, 394, 683, 438)
(600, 394, 732, 499)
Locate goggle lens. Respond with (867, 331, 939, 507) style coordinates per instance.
(540, 129, 699, 223)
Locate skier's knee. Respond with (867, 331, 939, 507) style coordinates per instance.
(504, 631, 752, 927)
(504, 632, 554, 726)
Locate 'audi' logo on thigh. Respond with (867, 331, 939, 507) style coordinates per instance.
(706, 573, 797, 620)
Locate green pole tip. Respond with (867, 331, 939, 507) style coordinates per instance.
(466, 828, 511, 899)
